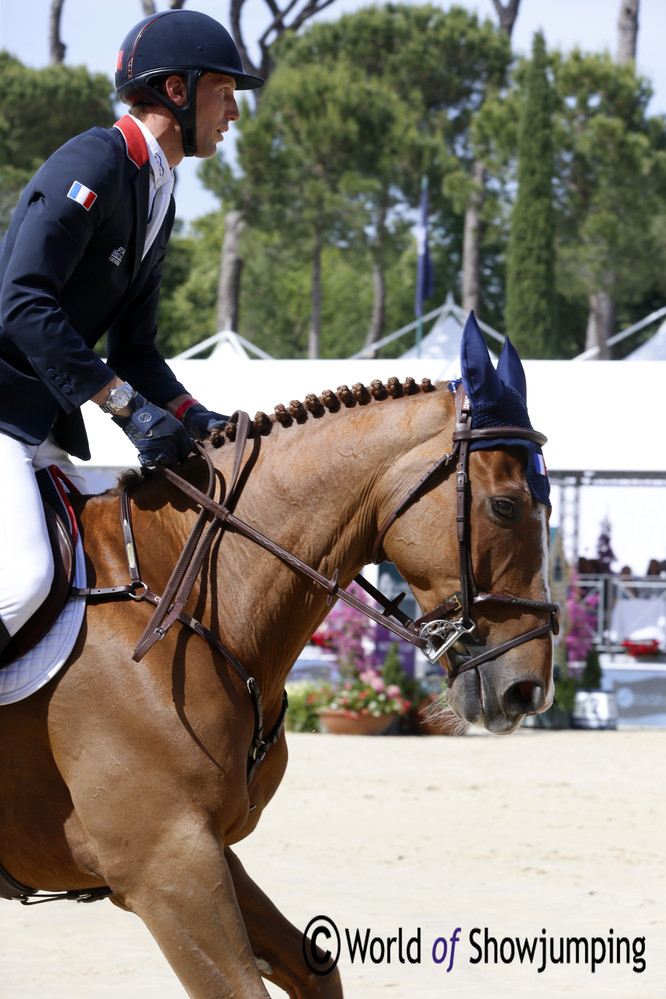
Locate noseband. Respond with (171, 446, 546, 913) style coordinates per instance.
(370, 385, 559, 678)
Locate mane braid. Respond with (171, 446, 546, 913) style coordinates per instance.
(209, 377, 439, 447)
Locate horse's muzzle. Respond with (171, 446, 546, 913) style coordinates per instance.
(446, 656, 551, 735)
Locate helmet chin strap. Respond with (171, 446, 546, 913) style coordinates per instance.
(165, 71, 201, 157)
(134, 70, 201, 157)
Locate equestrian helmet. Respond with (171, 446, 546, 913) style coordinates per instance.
(115, 10, 263, 157)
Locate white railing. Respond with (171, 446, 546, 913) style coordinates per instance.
(577, 574, 666, 652)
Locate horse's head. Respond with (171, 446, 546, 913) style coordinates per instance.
(380, 313, 556, 734)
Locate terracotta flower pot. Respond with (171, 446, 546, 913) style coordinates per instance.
(318, 708, 397, 735)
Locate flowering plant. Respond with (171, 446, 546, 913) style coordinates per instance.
(622, 638, 661, 658)
(313, 667, 411, 719)
(565, 572, 599, 663)
(308, 583, 415, 720)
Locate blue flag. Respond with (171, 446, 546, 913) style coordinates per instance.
(415, 181, 434, 318)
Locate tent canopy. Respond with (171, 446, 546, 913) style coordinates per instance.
(78, 353, 666, 480)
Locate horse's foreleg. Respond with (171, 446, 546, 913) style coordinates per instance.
(112, 834, 272, 999)
(226, 848, 344, 999)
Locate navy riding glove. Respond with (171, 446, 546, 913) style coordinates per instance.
(181, 402, 229, 440)
(113, 394, 193, 468)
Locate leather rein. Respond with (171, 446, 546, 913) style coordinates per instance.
(79, 394, 558, 783)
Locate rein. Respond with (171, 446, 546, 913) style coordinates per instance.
(79, 392, 558, 782)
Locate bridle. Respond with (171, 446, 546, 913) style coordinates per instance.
(368, 384, 559, 677)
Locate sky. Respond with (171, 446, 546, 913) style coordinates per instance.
(1, 0, 665, 572)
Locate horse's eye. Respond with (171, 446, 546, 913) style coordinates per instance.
(491, 498, 515, 520)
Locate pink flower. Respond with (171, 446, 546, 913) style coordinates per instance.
(386, 684, 401, 698)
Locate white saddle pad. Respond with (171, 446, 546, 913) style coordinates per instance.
(0, 532, 86, 706)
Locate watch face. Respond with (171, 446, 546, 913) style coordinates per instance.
(104, 383, 133, 413)
(112, 387, 131, 408)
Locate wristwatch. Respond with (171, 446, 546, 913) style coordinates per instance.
(102, 382, 135, 415)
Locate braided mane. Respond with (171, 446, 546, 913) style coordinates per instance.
(209, 376, 441, 447)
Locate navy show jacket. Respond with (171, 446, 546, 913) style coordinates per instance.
(0, 115, 187, 460)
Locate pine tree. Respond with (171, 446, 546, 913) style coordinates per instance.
(505, 31, 557, 356)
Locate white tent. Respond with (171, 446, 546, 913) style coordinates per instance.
(625, 317, 666, 361)
(77, 352, 666, 482)
(401, 293, 500, 361)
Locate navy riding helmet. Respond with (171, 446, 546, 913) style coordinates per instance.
(115, 10, 264, 157)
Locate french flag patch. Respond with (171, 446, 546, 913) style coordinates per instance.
(534, 453, 547, 476)
(67, 181, 97, 211)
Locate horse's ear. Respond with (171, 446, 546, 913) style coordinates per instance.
(497, 335, 527, 402)
(460, 311, 503, 404)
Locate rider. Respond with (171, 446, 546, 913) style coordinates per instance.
(0, 11, 263, 657)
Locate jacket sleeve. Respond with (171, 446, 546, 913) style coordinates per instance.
(0, 133, 118, 412)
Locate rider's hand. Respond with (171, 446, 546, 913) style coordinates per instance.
(181, 402, 228, 440)
(113, 393, 193, 468)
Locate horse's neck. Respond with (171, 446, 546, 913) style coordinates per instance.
(82, 387, 453, 694)
(209, 389, 453, 679)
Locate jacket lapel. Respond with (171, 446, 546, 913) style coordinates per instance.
(113, 116, 151, 284)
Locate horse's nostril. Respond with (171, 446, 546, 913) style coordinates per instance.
(504, 679, 544, 715)
(518, 681, 535, 701)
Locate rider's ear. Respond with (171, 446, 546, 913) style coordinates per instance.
(164, 74, 188, 107)
(460, 311, 503, 405)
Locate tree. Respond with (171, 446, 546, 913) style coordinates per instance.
(0, 53, 116, 236)
(156, 214, 224, 356)
(461, 0, 521, 318)
(617, 0, 639, 65)
(552, 51, 666, 357)
(505, 32, 557, 356)
(49, 0, 188, 65)
(229, 59, 402, 357)
(230, 0, 339, 90)
(213, 4, 511, 354)
(491, 0, 521, 37)
(578, 0, 640, 356)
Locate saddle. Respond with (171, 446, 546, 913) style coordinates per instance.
(0, 467, 76, 670)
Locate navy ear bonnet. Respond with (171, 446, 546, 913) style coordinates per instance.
(456, 312, 550, 508)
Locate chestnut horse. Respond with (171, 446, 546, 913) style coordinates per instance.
(0, 319, 556, 997)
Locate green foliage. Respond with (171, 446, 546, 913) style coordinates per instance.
(551, 50, 666, 340)
(0, 52, 115, 235)
(0, 52, 115, 170)
(284, 681, 322, 732)
(192, 4, 512, 358)
(156, 214, 223, 357)
(581, 647, 603, 691)
(168, 10, 666, 360)
(381, 642, 423, 702)
(552, 665, 579, 713)
(505, 32, 557, 357)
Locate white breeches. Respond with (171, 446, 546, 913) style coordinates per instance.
(0, 432, 88, 637)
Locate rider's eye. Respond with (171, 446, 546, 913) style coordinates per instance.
(491, 498, 515, 520)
